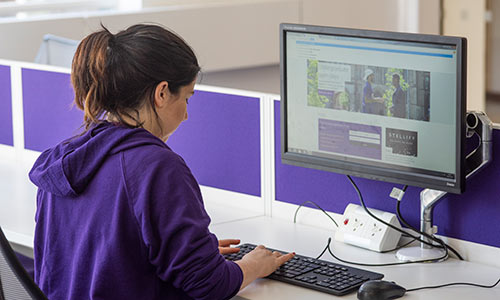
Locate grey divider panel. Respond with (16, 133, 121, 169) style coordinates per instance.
(22, 68, 83, 152)
(168, 90, 261, 197)
(274, 100, 500, 248)
(0, 65, 13, 146)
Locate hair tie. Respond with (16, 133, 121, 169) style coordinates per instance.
(107, 32, 116, 49)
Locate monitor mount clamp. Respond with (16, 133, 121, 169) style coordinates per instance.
(396, 111, 493, 262)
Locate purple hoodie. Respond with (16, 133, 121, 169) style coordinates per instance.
(29, 122, 243, 300)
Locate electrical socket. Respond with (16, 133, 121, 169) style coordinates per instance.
(334, 203, 402, 252)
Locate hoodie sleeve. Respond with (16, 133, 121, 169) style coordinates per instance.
(122, 146, 243, 300)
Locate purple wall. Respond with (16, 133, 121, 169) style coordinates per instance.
(0, 65, 13, 146)
(21, 68, 261, 196)
(22, 69, 83, 152)
(168, 90, 261, 197)
(274, 100, 500, 248)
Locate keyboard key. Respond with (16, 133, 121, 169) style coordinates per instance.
(316, 281, 331, 287)
(287, 270, 302, 276)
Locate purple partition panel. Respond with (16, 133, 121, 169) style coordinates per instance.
(23, 69, 83, 152)
(168, 90, 261, 197)
(275, 100, 500, 248)
(0, 65, 13, 146)
(438, 129, 500, 248)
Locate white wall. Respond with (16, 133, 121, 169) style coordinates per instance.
(302, 0, 400, 31)
(487, 0, 500, 94)
(299, 0, 440, 34)
(443, 0, 487, 112)
(0, 0, 301, 72)
(0, 0, 441, 72)
(85, 1, 300, 72)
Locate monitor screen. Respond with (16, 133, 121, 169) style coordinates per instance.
(280, 24, 466, 194)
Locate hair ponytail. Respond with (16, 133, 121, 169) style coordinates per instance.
(72, 27, 113, 129)
(71, 24, 200, 131)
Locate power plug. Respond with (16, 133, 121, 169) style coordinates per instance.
(334, 203, 402, 252)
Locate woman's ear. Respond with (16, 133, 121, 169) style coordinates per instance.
(154, 81, 169, 108)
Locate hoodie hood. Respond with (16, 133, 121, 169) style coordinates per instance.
(29, 122, 166, 197)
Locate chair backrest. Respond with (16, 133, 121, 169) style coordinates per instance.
(0, 226, 47, 300)
(34, 34, 79, 68)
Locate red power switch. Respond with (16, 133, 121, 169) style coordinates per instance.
(344, 218, 349, 225)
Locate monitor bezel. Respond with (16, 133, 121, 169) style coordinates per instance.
(280, 23, 467, 194)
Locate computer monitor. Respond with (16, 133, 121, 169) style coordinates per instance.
(280, 23, 467, 194)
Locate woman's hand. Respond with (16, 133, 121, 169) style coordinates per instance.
(235, 245, 295, 290)
(218, 239, 241, 255)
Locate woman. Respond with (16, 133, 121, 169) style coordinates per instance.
(29, 24, 293, 300)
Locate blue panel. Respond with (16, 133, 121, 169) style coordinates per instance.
(22, 69, 83, 152)
(275, 100, 500, 248)
(0, 65, 13, 146)
(168, 90, 261, 197)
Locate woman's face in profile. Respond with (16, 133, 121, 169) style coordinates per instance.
(158, 80, 196, 141)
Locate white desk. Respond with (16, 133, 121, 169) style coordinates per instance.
(210, 215, 500, 300)
(3, 167, 499, 300)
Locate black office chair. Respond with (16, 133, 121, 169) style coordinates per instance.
(0, 226, 47, 300)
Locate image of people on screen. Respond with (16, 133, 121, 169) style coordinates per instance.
(306, 60, 430, 122)
(390, 74, 406, 118)
(362, 69, 385, 115)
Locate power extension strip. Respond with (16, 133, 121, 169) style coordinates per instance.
(334, 203, 402, 252)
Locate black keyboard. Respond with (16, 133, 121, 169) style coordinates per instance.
(224, 243, 383, 296)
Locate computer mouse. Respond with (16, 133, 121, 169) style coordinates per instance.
(357, 280, 406, 300)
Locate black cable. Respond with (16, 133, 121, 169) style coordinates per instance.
(465, 131, 482, 160)
(293, 200, 339, 227)
(395, 185, 463, 259)
(396, 198, 419, 235)
(295, 200, 413, 259)
(325, 237, 448, 267)
(384, 184, 411, 239)
(293, 199, 415, 239)
(391, 186, 416, 239)
(407, 278, 500, 292)
(346, 175, 453, 256)
(396, 198, 464, 260)
(318, 237, 497, 294)
(315, 242, 329, 260)
(294, 182, 495, 292)
(316, 237, 414, 263)
(292, 178, 457, 263)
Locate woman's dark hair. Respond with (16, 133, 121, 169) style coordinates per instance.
(71, 23, 200, 130)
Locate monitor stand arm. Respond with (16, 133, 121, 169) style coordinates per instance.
(396, 111, 493, 262)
